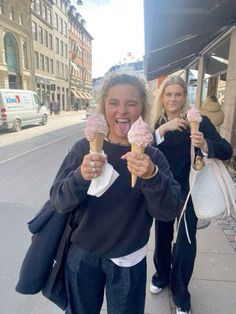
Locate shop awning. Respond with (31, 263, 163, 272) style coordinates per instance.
(81, 92, 90, 99)
(71, 89, 77, 96)
(84, 92, 93, 100)
(144, 0, 236, 81)
(76, 91, 86, 99)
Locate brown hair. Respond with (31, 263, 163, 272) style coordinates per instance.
(98, 73, 151, 123)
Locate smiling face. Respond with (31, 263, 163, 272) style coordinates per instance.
(161, 84, 186, 119)
(104, 84, 143, 145)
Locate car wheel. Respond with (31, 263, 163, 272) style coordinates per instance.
(13, 119, 22, 132)
(41, 114, 48, 125)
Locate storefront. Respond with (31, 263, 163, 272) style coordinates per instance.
(144, 0, 236, 154)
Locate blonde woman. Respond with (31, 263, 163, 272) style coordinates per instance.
(150, 76, 232, 314)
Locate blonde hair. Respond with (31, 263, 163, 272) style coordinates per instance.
(98, 73, 151, 123)
(150, 76, 189, 128)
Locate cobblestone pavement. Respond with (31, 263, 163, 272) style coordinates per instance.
(216, 214, 236, 252)
(215, 164, 236, 252)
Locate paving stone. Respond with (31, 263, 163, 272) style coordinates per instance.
(224, 229, 236, 236)
(218, 224, 231, 230)
(227, 235, 236, 242)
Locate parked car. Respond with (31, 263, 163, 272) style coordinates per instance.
(0, 89, 48, 132)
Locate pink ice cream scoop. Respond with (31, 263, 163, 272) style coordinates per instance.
(127, 116, 153, 147)
(84, 113, 108, 153)
(84, 113, 108, 140)
(128, 117, 153, 188)
(187, 107, 202, 133)
(187, 107, 202, 123)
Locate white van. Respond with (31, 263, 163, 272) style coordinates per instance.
(0, 89, 48, 132)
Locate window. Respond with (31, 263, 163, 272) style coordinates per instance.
(34, 94, 41, 106)
(44, 30, 48, 47)
(0, 0, 3, 14)
(35, 0, 40, 14)
(61, 63, 64, 78)
(45, 56, 49, 72)
(56, 60, 60, 76)
(64, 21, 67, 37)
(48, 10, 52, 25)
(60, 40, 63, 56)
(32, 22, 38, 41)
(42, 4, 46, 20)
(65, 43, 68, 58)
(19, 14, 23, 26)
(60, 17, 63, 33)
(23, 42, 28, 69)
(50, 58, 54, 74)
(40, 54, 44, 71)
(56, 37, 59, 54)
(49, 33, 53, 49)
(9, 7, 14, 20)
(65, 65, 68, 80)
(55, 13, 58, 30)
(38, 26, 43, 44)
(34, 51, 39, 69)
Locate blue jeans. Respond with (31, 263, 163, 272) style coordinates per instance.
(65, 243, 146, 314)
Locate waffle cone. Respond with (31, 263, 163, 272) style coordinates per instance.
(131, 144, 145, 188)
(89, 133, 105, 153)
(190, 121, 199, 133)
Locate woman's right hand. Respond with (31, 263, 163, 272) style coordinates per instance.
(158, 117, 188, 137)
(80, 153, 107, 181)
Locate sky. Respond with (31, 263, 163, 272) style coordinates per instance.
(71, 0, 145, 78)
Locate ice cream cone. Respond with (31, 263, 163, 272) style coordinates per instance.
(89, 133, 105, 153)
(190, 121, 199, 133)
(131, 143, 145, 188)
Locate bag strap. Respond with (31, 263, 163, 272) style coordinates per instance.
(174, 161, 197, 245)
(174, 144, 202, 245)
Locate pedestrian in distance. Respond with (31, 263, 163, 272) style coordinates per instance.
(49, 101, 53, 115)
(74, 102, 79, 112)
(48, 73, 182, 314)
(149, 75, 233, 314)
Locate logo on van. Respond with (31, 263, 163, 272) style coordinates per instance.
(5, 95, 20, 104)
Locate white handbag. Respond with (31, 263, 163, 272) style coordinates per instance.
(189, 158, 236, 219)
(176, 146, 236, 244)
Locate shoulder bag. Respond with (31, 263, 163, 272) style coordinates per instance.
(176, 145, 236, 244)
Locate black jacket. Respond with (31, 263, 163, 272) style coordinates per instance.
(15, 200, 70, 309)
(154, 115, 233, 198)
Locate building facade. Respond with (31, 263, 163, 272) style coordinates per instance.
(0, 0, 34, 89)
(0, 0, 92, 111)
(92, 60, 146, 105)
(68, 4, 92, 110)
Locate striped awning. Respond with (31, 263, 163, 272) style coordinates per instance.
(76, 91, 86, 99)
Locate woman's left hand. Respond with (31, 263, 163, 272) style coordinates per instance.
(121, 151, 155, 179)
(190, 131, 208, 152)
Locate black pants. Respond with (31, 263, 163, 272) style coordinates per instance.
(65, 244, 147, 314)
(152, 202, 197, 311)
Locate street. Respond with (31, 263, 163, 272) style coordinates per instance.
(0, 112, 86, 314)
